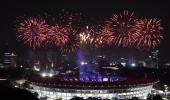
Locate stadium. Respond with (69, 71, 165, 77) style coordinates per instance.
(27, 73, 158, 100)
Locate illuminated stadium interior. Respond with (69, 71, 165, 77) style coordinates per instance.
(27, 70, 158, 100)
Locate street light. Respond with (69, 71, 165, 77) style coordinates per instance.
(131, 63, 136, 67)
(49, 73, 53, 77)
(41, 73, 47, 77)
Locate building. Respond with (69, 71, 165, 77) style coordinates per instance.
(145, 50, 159, 68)
(1, 43, 17, 68)
(27, 75, 158, 100)
(3, 52, 11, 68)
(10, 52, 17, 67)
(2, 52, 17, 68)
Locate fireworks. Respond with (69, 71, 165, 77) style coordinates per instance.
(56, 10, 81, 53)
(54, 9, 72, 27)
(16, 10, 164, 52)
(97, 25, 114, 47)
(78, 25, 110, 48)
(17, 17, 49, 48)
(46, 25, 69, 46)
(79, 26, 95, 44)
(104, 10, 136, 48)
(132, 18, 164, 49)
(60, 33, 80, 53)
(55, 9, 82, 28)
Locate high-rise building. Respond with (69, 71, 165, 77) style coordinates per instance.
(152, 50, 159, 68)
(145, 50, 159, 68)
(10, 52, 17, 67)
(2, 43, 11, 68)
(3, 52, 11, 67)
(2, 52, 17, 68)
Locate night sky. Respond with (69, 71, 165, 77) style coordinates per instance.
(0, 0, 170, 60)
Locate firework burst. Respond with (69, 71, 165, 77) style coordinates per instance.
(45, 25, 69, 46)
(104, 10, 136, 48)
(78, 25, 109, 48)
(54, 10, 82, 53)
(96, 25, 114, 47)
(79, 25, 96, 45)
(60, 33, 80, 53)
(16, 17, 49, 49)
(132, 18, 164, 49)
